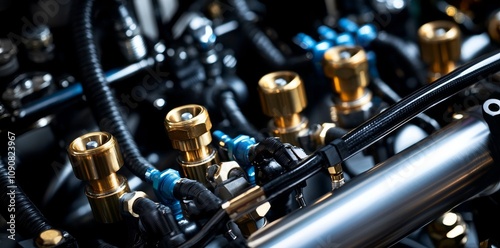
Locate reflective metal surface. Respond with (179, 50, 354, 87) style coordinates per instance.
(247, 111, 499, 248)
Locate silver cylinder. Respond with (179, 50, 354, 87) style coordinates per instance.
(248, 111, 500, 248)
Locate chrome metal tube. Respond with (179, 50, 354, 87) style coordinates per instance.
(248, 111, 500, 248)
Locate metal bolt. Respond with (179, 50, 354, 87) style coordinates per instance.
(339, 50, 352, 60)
(274, 78, 288, 86)
(86, 140, 99, 150)
(181, 112, 193, 121)
(35, 229, 63, 248)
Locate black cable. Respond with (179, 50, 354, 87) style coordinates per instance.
(132, 197, 186, 247)
(219, 91, 265, 142)
(342, 50, 500, 159)
(173, 178, 222, 214)
(72, 0, 154, 181)
(371, 31, 427, 86)
(0, 158, 52, 238)
(371, 77, 441, 133)
(229, 0, 286, 68)
(177, 208, 229, 248)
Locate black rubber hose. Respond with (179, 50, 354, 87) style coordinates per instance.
(219, 91, 266, 142)
(341, 50, 500, 158)
(0, 158, 53, 238)
(177, 208, 229, 248)
(133, 198, 186, 247)
(250, 137, 306, 171)
(371, 31, 427, 86)
(229, 0, 286, 68)
(371, 77, 441, 133)
(72, 0, 154, 181)
(173, 178, 222, 214)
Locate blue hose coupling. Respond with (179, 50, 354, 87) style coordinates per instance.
(335, 33, 356, 46)
(338, 18, 359, 34)
(293, 33, 317, 50)
(213, 130, 256, 185)
(356, 24, 377, 48)
(145, 168, 183, 221)
(318, 25, 337, 43)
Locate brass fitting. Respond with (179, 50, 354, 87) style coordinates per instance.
(323, 46, 374, 128)
(67, 132, 130, 223)
(258, 71, 308, 145)
(165, 104, 219, 187)
(235, 202, 270, 238)
(327, 163, 345, 189)
(418, 20, 461, 81)
(323, 45, 369, 103)
(427, 211, 468, 248)
(212, 162, 270, 237)
(35, 229, 63, 248)
(488, 10, 500, 44)
(222, 185, 266, 220)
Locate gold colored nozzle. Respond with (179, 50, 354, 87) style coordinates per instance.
(258, 71, 307, 119)
(323, 46, 369, 102)
(68, 132, 122, 181)
(165, 104, 213, 154)
(165, 104, 219, 186)
(258, 71, 308, 145)
(418, 20, 461, 80)
(68, 132, 130, 223)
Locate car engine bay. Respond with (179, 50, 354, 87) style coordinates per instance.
(2, 0, 500, 247)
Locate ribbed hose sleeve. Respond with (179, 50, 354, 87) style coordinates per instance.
(219, 91, 266, 142)
(0, 158, 52, 238)
(72, 0, 154, 181)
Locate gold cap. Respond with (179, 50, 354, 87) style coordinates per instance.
(258, 71, 307, 118)
(67, 132, 123, 181)
(323, 46, 369, 102)
(418, 20, 461, 77)
(488, 10, 500, 43)
(165, 104, 213, 152)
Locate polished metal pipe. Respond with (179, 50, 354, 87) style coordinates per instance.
(247, 111, 500, 248)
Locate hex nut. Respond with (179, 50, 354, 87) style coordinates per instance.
(35, 229, 63, 248)
(121, 191, 148, 218)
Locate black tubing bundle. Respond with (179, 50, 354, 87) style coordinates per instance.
(72, 0, 154, 181)
(0, 158, 52, 238)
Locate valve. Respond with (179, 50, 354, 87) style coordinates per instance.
(165, 104, 220, 187)
(418, 20, 461, 82)
(258, 71, 309, 146)
(67, 132, 130, 223)
(323, 45, 376, 128)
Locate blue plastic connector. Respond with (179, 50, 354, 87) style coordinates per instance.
(317, 25, 337, 43)
(213, 130, 256, 185)
(145, 168, 184, 221)
(356, 24, 377, 48)
(338, 18, 359, 34)
(335, 33, 356, 46)
(293, 33, 317, 50)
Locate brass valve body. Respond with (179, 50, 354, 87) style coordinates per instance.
(323, 45, 369, 103)
(418, 20, 461, 81)
(258, 71, 308, 145)
(67, 132, 130, 223)
(165, 104, 219, 186)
